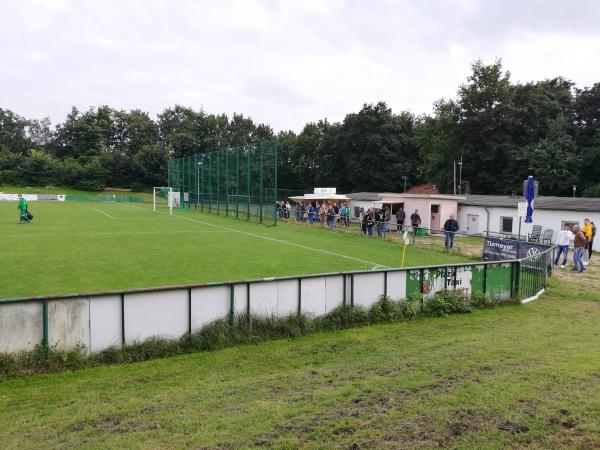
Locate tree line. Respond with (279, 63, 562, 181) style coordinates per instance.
(1, 60, 599, 196)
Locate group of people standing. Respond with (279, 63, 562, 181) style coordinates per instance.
(554, 219, 596, 273)
(293, 202, 352, 228)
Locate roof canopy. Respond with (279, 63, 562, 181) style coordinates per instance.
(289, 194, 350, 203)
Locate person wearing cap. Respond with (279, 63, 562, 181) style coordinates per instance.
(17, 194, 30, 224)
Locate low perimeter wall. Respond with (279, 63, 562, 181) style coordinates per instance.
(0, 261, 519, 355)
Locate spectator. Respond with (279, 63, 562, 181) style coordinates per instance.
(307, 203, 315, 224)
(582, 218, 593, 266)
(360, 208, 366, 235)
(410, 209, 421, 243)
(344, 204, 351, 228)
(366, 210, 374, 236)
(375, 208, 384, 239)
(395, 207, 405, 233)
(589, 221, 596, 261)
(327, 204, 336, 229)
(383, 207, 390, 233)
(572, 225, 586, 273)
(554, 224, 572, 268)
(443, 214, 459, 251)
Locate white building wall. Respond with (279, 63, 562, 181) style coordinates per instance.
(457, 205, 600, 251)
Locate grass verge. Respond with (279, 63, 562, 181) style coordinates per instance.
(0, 290, 506, 379)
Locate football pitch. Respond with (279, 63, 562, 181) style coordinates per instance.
(0, 201, 471, 299)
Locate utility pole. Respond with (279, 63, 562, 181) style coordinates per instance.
(402, 176, 408, 193)
(458, 156, 463, 194)
(453, 161, 456, 195)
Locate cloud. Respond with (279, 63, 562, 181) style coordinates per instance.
(1, 0, 599, 131)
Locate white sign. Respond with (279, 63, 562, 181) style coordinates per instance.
(517, 202, 527, 217)
(313, 187, 336, 195)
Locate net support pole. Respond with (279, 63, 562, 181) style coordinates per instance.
(274, 142, 278, 225)
(236, 147, 240, 219)
(247, 146, 250, 221)
(259, 143, 263, 224)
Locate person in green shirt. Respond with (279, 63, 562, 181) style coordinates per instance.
(17, 194, 30, 224)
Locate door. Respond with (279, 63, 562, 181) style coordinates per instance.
(430, 205, 440, 232)
(467, 214, 479, 235)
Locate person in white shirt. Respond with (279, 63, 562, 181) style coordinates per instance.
(554, 225, 573, 268)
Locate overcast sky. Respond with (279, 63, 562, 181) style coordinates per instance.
(1, 0, 599, 132)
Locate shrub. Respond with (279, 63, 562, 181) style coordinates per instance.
(316, 304, 369, 330)
(369, 296, 402, 323)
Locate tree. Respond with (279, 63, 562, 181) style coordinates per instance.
(457, 60, 516, 194)
(415, 100, 461, 193)
(133, 144, 169, 187)
(321, 102, 419, 192)
(0, 108, 31, 155)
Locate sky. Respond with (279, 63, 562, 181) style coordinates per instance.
(1, 0, 600, 132)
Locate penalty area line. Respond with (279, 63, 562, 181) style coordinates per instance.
(92, 208, 115, 219)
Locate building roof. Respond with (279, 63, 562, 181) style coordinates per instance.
(459, 195, 600, 213)
(347, 192, 382, 201)
(406, 183, 440, 194)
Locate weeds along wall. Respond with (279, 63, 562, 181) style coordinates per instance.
(0, 254, 552, 356)
(168, 141, 278, 225)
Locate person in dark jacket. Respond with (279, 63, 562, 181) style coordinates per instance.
(375, 209, 385, 239)
(410, 209, 421, 243)
(366, 210, 374, 236)
(443, 214, 459, 250)
(395, 207, 405, 233)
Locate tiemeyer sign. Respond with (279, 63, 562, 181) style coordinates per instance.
(482, 237, 551, 269)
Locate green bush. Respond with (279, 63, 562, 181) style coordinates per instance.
(316, 304, 369, 330)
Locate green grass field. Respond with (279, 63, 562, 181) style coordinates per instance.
(0, 200, 470, 299)
(1, 271, 599, 449)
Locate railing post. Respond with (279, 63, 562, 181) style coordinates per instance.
(121, 293, 125, 347)
(42, 299, 48, 347)
(188, 288, 192, 334)
(297, 278, 302, 315)
(229, 285, 235, 327)
(482, 264, 488, 297)
(350, 274, 354, 307)
(343, 274, 347, 306)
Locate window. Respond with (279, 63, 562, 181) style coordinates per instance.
(561, 221, 578, 231)
(431, 205, 439, 213)
(500, 216, 513, 233)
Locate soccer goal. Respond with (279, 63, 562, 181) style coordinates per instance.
(153, 187, 180, 215)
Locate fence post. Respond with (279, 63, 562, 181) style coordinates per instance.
(350, 274, 354, 307)
(419, 269, 425, 312)
(121, 293, 125, 347)
(297, 278, 302, 315)
(482, 264, 488, 297)
(188, 288, 192, 334)
(384, 271, 388, 297)
(513, 261, 521, 300)
(343, 274, 347, 306)
(229, 285, 235, 327)
(42, 299, 48, 347)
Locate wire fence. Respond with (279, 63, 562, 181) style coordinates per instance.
(168, 141, 279, 225)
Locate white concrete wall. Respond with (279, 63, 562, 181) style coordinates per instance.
(457, 205, 600, 251)
(0, 302, 43, 353)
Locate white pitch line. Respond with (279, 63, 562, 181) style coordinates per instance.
(171, 213, 388, 268)
(92, 208, 115, 219)
(1, 230, 231, 238)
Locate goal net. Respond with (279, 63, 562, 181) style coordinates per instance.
(153, 187, 180, 215)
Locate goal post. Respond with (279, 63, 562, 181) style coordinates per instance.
(153, 187, 180, 215)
